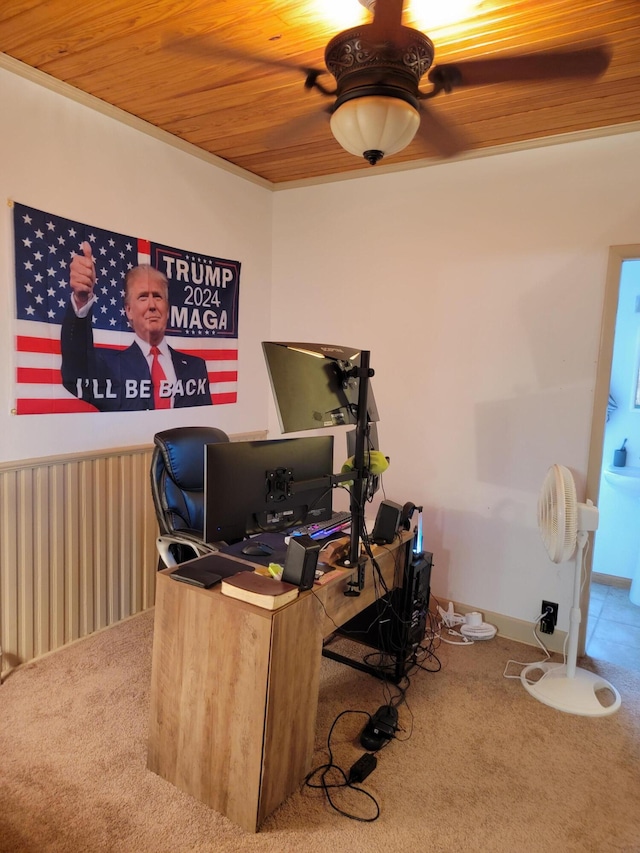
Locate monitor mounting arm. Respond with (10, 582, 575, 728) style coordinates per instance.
(267, 351, 375, 590)
(343, 351, 374, 585)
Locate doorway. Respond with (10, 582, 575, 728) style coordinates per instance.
(584, 245, 640, 671)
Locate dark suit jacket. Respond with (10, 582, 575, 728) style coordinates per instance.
(61, 304, 212, 411)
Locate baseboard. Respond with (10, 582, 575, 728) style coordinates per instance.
(436, 597, 568, 655)
(592, 572, 631, 589)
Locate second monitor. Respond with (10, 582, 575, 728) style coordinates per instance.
(262, 341, 379, 434)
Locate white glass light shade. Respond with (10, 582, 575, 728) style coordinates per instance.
(330, 96, 420, 162)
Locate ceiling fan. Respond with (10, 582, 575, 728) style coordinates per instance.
(179, 0, 611, 166)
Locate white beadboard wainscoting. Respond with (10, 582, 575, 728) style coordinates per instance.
(0, 444, 157, 675)
(0, 431, 267, 677)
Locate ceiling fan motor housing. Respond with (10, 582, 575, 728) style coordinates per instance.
(325, 25, 434, 110)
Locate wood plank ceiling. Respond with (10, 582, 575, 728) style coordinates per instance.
(1, 0, 639, 185)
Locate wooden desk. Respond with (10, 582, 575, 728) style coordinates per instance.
(147, 533, 411, 832)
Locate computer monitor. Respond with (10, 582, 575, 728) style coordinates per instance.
(346, 421, 379, 459)
(204, 436, 334, 544)
(262, 341, 379, 434)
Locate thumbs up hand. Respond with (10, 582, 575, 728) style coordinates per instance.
(70, 241, 96, 307)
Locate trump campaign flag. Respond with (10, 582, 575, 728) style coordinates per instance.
(13, 202, 240, 414)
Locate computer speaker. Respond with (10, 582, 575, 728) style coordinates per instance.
(372, 500, 403, 545)
(282, 534, 321, 591)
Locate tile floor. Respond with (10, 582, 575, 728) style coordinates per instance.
(586, 582, 640, 672)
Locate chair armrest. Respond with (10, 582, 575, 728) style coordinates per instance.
(156, 534, 220, 568)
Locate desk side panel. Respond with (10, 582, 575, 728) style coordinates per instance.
(147, 574, 272, 832)
(258, 592, 323, 825)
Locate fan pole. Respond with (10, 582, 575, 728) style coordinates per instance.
(566, 530, 587, 679)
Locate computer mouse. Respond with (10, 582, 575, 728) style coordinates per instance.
(241, 542, 274, 557)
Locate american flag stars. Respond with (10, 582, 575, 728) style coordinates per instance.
(14, 203, 138, 333)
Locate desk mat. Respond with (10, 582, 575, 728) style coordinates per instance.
(219, 533, 288, 568)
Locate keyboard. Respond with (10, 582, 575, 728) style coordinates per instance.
(290, 511, 352, 541)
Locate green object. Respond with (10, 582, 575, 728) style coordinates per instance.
(341, 450, 389, 475)
(341, 450, 389, 485)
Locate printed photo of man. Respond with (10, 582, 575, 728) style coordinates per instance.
(61, 242, 212, 411)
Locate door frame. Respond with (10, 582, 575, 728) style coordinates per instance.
(582, 244, 640, 652)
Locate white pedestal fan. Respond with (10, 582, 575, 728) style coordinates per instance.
(520, 464, 621, 717)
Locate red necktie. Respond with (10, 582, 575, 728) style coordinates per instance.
(150, 346, 171, 409)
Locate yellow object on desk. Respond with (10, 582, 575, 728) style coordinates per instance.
(254, 562, 283, 579)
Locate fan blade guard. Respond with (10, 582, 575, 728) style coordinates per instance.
(538, 463, 577, 563)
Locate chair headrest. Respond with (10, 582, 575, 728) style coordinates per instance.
(154, 426, 229, 490)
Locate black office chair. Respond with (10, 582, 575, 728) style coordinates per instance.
(150, 425, 230, 568)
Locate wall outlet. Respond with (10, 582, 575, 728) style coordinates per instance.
(540, 600, 558, 634)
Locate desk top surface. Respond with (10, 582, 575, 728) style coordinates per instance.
(159, 530, 412, 638)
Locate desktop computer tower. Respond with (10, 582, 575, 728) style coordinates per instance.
(336, 551, 433, 666)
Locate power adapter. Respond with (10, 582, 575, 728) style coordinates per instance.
(348, 752, 377, 784)
(359, 704, 398, 751)
(370, 704, 398, 737)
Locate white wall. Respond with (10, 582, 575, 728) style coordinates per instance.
(0, 65, 273, 462)
(271, 133, 640, 629)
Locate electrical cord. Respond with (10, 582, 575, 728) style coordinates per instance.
(355, 605, 441, 689)
(432, 595, 475, 646)
(313, 521, 408, 652)
(408, 608, 442, 674)
(312, 590, 343, 635)
(505, 538, 592, 681)
(370, 684, 414, 744)
(341, 543, 438, 684)
(307, 535, 443, 820)
(503, 608, 553, 681)
(304, 710, 381, 822)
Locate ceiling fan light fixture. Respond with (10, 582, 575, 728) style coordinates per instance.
(330, 95, 420, 165)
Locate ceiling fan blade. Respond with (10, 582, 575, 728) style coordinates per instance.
(415, 103, 468, 158)
(429, 44, 611, 91)
(168, 33, 317, 76)
(264, 108, 331, 150)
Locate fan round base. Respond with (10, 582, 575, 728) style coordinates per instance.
(520, 661, 621, 717)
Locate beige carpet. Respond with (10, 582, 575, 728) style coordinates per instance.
(1, 608, 639, 853)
